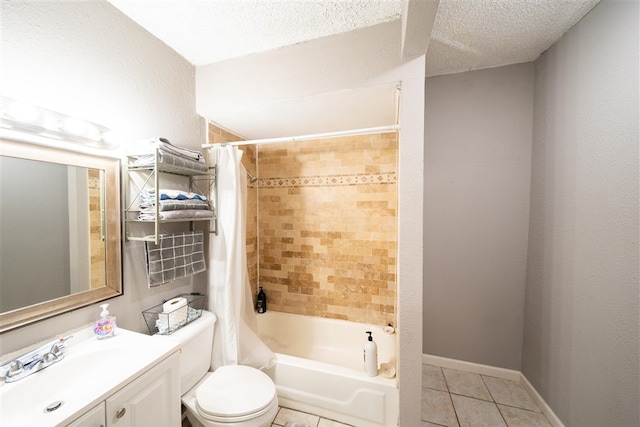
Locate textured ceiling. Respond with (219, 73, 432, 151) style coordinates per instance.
(107, 0, 403, 66)
(426, 0, 601, 76)
(108, 0, 600, 74)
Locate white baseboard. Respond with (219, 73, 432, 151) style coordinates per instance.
(422, 354, 565, 427)
(519, 374, 565, 427)
(422, 354, 521, 381)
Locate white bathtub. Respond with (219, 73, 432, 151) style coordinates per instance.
(256, 311, 399, 427)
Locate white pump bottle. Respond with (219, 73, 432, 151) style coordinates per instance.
(363, 331, 378, 376)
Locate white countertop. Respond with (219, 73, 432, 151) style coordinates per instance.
(0, 326, 179, 427)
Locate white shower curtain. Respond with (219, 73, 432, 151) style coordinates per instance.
(207, 145, 275, 370)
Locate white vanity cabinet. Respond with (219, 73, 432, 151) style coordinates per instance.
(67, 352, 180, 427)
(106, 352, 180, 426)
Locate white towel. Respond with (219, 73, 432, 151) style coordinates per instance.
(141, 188, 208, 202)
(131, 137, 204, 162)
(138, 209, 215, 221)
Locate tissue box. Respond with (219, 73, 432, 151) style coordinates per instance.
(142, 293, 205, 335)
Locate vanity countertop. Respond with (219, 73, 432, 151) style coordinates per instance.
(0, 326, 179, 426)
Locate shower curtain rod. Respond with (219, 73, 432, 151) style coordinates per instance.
(201, 124, 400, 149)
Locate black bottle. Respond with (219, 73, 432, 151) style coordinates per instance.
(256, 287, 267, 313)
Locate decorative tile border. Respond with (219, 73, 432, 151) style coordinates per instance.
(259, 172, 397, 188)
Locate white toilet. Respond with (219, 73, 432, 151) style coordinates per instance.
(158, 310, 279, 427)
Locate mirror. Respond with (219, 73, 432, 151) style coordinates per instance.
(0, 137, 122, 332)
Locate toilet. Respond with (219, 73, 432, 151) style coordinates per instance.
(157, 310, 279, 427)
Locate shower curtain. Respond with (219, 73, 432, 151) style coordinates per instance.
(207, 145, 275, 370)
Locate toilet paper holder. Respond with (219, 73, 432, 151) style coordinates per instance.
(142, 293, 205, 335)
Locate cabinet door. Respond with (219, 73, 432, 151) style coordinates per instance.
(106, 353, 180, 427)
(67, 402, 106, 427)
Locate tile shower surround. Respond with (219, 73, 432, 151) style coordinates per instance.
(257, 133, 397, 326)
(207, 124, 398, 326)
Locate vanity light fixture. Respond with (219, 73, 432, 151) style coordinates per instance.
(6, 100, 40, 124)
(0, 96, 116, 149)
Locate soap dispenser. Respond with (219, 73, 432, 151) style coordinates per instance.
(93, 303, 116, 339)
(363, 331, 378, 376)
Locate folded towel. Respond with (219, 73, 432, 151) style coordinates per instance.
(132, 137, 205, 162)
(141, 189, 208, 202)
(138, 209, 215, 221)
(139, 199, 209, 212)
(132, 150, 209, 174)
(145, 231, 207, 287)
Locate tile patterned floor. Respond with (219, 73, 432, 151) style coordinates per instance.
(185, 363, 552, 427)
(182, 406, 353, 427)
(422, 364, 552, 427)
(271, 406, 354, 426)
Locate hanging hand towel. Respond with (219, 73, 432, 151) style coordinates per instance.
(145, 231, 207, 287)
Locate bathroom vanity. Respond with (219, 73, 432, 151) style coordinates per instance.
(0, 327, 180, 427)
(68, 354, 178, 427)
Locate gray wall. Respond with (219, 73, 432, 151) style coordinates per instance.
(423, 63, 534, 370)
(1, 1, 205, 353)
(523, 1, 639, 426)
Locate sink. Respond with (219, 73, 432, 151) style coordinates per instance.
(0, 327, 178, 427)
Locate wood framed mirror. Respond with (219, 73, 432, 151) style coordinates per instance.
(0, 137, 122, 332)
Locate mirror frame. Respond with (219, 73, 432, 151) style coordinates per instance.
(0, 137, 122, 332)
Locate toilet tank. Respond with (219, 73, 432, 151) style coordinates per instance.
(155, 310, 216, 394)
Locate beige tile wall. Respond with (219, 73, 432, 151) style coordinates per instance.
(207, 123, 398, 326)
(257, 133, 398, 326)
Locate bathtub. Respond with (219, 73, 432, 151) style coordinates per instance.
(256, 311, 399, 427)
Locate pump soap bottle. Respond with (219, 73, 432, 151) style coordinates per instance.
(364, 331, 378, 376)
(93, 303, 116, 339)
(256, 287, 267, 313)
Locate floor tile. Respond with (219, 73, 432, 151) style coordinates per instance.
(443, 368, 492, 401)
(498, 405, 552, 427)
(317, 419, 352, 427)
(422, 388, 460, 427)
(482, 376, 540, 412)
(273, 407, 320, 427)
(423, 364, 449, 391)
(451, 395, 507, 427)
(422, 422, 447, 427)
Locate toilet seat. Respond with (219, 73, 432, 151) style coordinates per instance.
(195, 365, 277, 423)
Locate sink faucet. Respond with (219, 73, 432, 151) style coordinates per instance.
(1, 336, 72, 383)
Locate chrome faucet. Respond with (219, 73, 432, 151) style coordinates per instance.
(1, 336, 72, 383)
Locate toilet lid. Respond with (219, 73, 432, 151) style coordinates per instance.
(196, 365, 276, 419)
